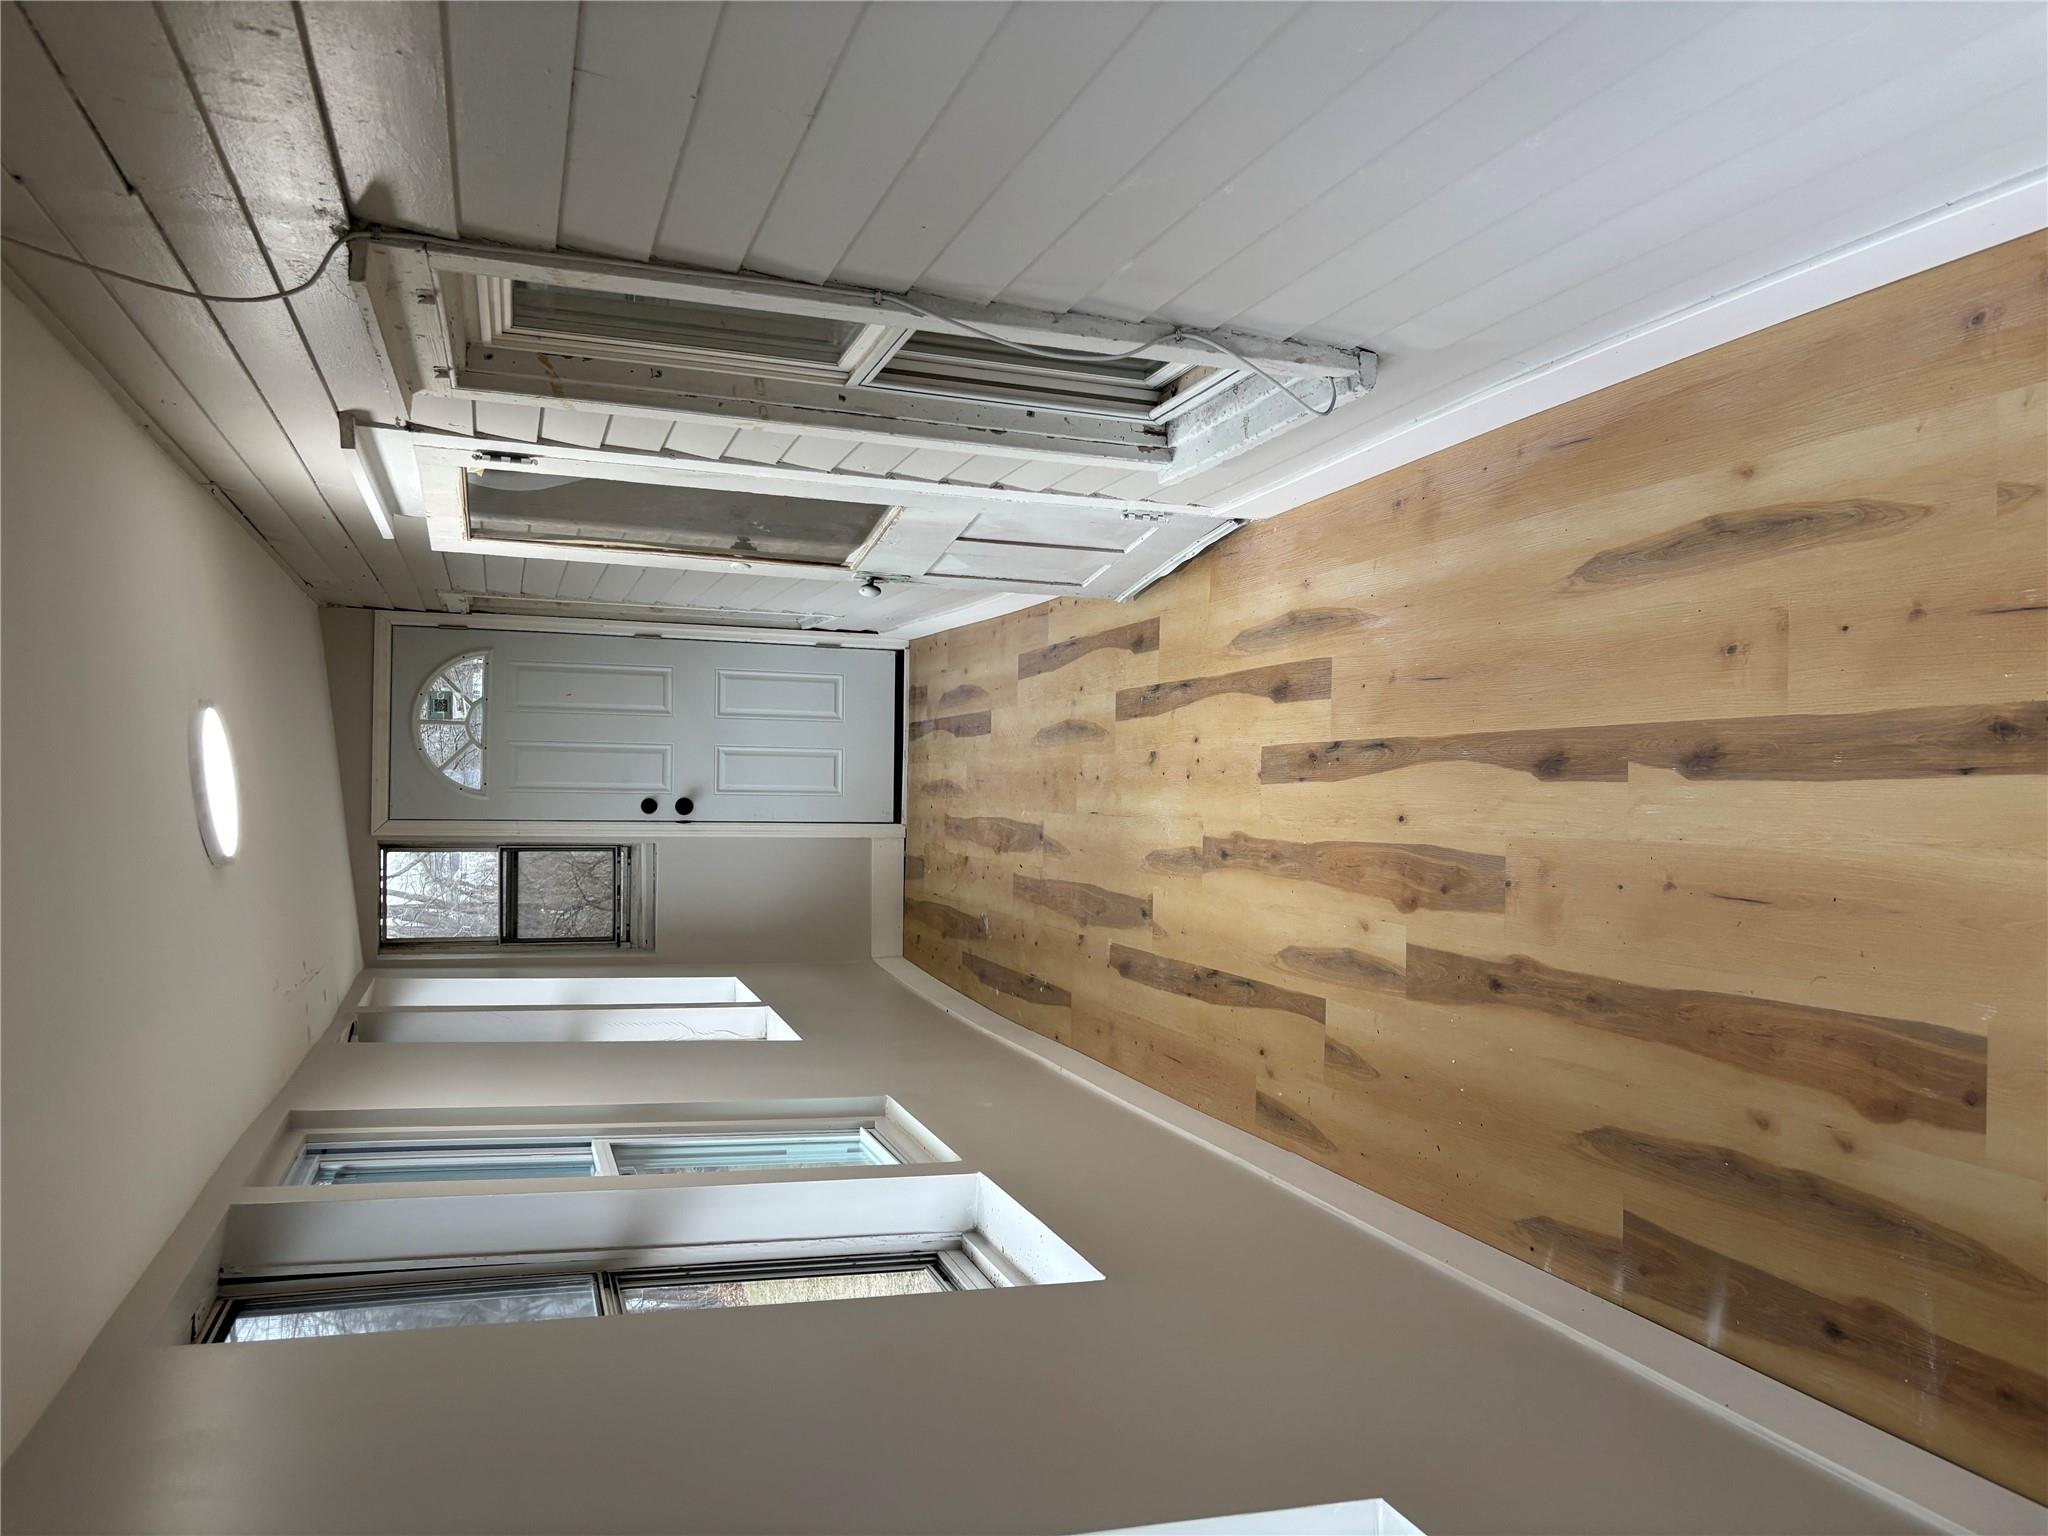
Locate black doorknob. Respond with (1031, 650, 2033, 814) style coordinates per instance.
(674, 796, 695, 817)
(639, 797, 658, 814)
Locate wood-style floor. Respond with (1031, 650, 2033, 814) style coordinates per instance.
(905, 235, 2048, 1501)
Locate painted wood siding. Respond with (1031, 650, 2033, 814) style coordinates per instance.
(5, 3, 2040, 621)
(904, 235, 2048, 1500)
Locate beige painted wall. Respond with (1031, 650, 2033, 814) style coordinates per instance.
(0, 290, 362, 1454)
(319, 606, 879, 965)
(0, 958, 1942, 1536)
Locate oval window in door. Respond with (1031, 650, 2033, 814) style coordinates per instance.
(414, 650, 489, 793)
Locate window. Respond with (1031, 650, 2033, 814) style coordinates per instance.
(463, 475, 890, 567)
(611, 1129, 890, 1174)
(502, 282, 875, 379)
(413, 650, 487, 792)
(292, 1140, 601, 1186)
(203, 1251, 985, 1344)
(287, 1124, 908, 1187)
(369, 239, 1371, 482)
(866, 332, 1236, 423)
(217, 1274, 600, 1342)
(512, 848, 622, 941)
(377, 845, 634, 949)
(486, 278, 1241, 425)
(495, 282, 1239, 424)
(617, 1253, 957, 1313)
(200, 1168, 1098, 1346)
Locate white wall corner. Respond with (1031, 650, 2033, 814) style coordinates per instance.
(870, 838, 905, 959)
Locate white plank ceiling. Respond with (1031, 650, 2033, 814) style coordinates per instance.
(4, 1, 2043, 632)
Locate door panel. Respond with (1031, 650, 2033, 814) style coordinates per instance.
(714, 745, 842, 795)
(389, 626, 897, 823)
(714, 669, 843, 719)
(510, 660, 673, 713)
(509, 740, 672, 791)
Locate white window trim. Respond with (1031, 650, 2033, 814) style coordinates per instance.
(284, 1124, 913, 1188)
(216, 1172, 1102, 1289)
(198, 1243, 1002, 1343)
(264, 1097, 958, 1187)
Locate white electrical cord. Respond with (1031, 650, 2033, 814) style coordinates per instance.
(1, 228, 361, 304)
(1173, 330, 1343, 419)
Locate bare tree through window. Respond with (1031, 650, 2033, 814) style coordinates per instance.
(380, 848, 499, 940)
(378, 847, 626, 945)
(225, 1277, 600, 1341)
(413, 651, 488, 791)
(511, 848, 620, 941)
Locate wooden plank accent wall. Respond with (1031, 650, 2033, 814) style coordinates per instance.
(904, 236, 2048, 1501)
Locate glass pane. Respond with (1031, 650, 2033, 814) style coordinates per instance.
(224, 1275, 599, 1342)
(512, 849, 619, 942)
(380, 848, 499, 941)
(444, 744, 483, 792)
(307, 1142, 599, 1186)
(620, 1264, 948, 1314)
(612, 1131, 892, 1176)
(868, 333, 1210, 420)
(417, 721, 470, 767)
(415, 653, 488, 791)
(510, 283, 861, 367)
(465, 479, 887, 566)
(441, 652, 486, 702)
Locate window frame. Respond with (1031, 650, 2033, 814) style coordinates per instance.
(480, 274, 1240, 427)
(197, 1246, 994, 1344)
(206, 1271, 604, 1344)
(283, 1121, 916, 1188)
(358, 240, 1374, 479)
(410, 648, 489, 796)
(861, 331, 1242, 424)
(501, 844, 625, 945)
(376, 842, 642, 953)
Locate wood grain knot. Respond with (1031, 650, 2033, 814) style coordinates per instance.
(1018, 618, 1160, 680)
(1567, 500, 1932, 589)
(1117, 659, 1332, 721)
(909, 712, 992, 742)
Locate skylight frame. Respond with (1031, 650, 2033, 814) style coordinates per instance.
(860, 333, 1243, 424)
(476, 275, 1242, 425)
(360, 239, 1373, 478)
(477, 276, 914, 386)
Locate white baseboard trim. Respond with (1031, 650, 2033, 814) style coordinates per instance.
(879, 956, 2045, 1536)
(1221, 170, 2048, 525)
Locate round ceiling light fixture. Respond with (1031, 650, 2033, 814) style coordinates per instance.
(190, 703, 241, 865)
(856, 576, 883, 598)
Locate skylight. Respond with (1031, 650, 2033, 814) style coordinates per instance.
(364, 237, 1374, 476)
(501, 282, 870, 378)
(462, 474, 891, 566)
(865, 332, 1236, 423)
(488, 278, 1225, 422)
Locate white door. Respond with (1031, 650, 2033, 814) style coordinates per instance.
(389, 627, 898, 823)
